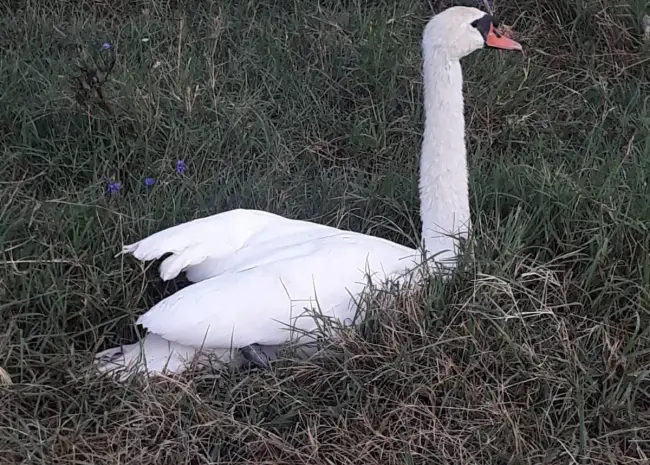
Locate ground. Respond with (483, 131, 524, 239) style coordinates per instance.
(1, 0, 649, 463)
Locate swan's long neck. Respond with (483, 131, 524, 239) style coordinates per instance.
(419, 48, 470, 264)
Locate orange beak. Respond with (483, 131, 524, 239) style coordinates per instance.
(485, 23, 523, 51)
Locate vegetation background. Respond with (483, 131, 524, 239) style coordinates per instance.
(1, 0, 649, 463)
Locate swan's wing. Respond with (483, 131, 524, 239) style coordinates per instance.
(136, 232, 418, 349)
(122, 209, 329, 282)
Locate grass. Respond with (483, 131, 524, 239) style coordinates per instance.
(1, 0, 650, 463)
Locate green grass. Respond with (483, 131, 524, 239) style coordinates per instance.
(2, 0, 650, 463)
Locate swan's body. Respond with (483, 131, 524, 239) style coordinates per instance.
(94, 6, 522, 380)
(127, 209, 420, 350)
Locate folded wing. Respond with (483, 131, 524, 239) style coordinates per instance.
(135, 232, 418, 348)
(121, 209, 335, 282)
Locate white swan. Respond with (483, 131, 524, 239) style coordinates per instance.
(94, 6, 522, 380)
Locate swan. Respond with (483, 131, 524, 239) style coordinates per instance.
(94, 6, 522, 380)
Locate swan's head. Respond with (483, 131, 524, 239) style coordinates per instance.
(423, 6, 522, 60)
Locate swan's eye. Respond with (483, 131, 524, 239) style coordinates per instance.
(471, 14, 493, 34)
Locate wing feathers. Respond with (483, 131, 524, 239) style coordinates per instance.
(120, 209, 286, 281)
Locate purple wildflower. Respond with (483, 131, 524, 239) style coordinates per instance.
(102, 42, 112, 50)
(176, 160, 186, 174)
(144, 177, 156, 186)
(107, 181, 121, 194)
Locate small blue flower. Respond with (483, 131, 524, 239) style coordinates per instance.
(144, 177, 156, 186)
(102, 42, 112, 50)
(176, 160, 186, 174)
(107, 181, 121, 194)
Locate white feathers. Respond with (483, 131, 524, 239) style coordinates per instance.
(122, 209, 289, 281)
(130, 212, 419, 349)
(94, 6, 496, 380)
(94, 211, 420, 379)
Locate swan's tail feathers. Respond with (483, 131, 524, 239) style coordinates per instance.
(92, 333, 233, 382)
